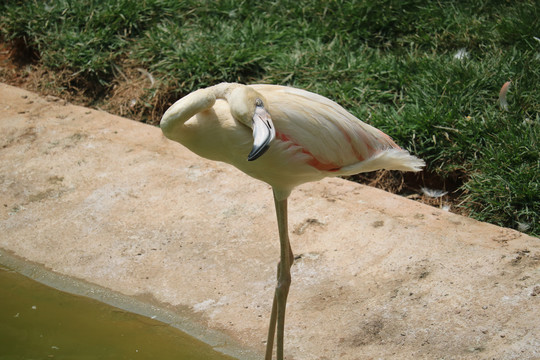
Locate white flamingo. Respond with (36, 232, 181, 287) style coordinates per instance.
(160, 83, 424, 360)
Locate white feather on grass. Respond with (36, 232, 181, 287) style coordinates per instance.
(421, 187, 448, 198)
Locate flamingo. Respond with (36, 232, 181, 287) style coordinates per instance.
(160, 83, 424, 360)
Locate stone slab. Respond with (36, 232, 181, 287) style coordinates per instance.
(0, 83, 538, 359)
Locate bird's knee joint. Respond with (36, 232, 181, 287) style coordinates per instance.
(276, 276, 291, 292)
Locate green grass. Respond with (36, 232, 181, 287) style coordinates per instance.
(1, 0, 538, 236)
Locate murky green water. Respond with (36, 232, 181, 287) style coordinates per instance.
(0, 266, 236, 360)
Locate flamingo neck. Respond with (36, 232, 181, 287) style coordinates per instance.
(208, 82, 242, 101)
(160, 82, 245, 142)
(160, 87, 216, 138)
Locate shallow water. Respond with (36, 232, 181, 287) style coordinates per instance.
(0, 266, 236, 360)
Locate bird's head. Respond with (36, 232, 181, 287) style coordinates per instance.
(228, 86, 276, 161)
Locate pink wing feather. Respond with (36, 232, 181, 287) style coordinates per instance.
(250, 84, 406, 172)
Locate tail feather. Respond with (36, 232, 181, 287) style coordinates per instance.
(336, 149, 425, 176)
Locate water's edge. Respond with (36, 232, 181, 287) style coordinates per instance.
(0, 248, 259, 360)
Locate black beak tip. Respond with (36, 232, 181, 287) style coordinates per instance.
(247, 143, 270, 161)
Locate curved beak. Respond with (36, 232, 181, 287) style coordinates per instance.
(247, 105, 275, 161)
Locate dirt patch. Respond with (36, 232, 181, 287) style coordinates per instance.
(345, 168, 467, 215)
(0, 44, 99, 107)
(345, 317, 386, 347)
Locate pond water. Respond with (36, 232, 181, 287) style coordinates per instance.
(0, 265, 237, 360)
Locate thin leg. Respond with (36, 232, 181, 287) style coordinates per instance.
(264, 189, 293, 360)
(265, 290, 277, 360)
(276, 242, 292, 360)
(265, 242, 293, 360)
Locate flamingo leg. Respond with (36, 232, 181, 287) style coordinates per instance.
(264, 273, 278, 360)
(264, 190, 294, 360)
(265, 242, 294, 360)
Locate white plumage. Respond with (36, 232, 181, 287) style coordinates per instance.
(162, 83, 423, 196)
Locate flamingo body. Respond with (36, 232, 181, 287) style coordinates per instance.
(160, 83, 424, 359)
(161, 83, 423, 197)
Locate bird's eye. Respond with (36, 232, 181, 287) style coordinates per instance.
(255, 98, 263, 107)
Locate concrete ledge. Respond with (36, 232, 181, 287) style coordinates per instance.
(1, 83, 538, 359)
